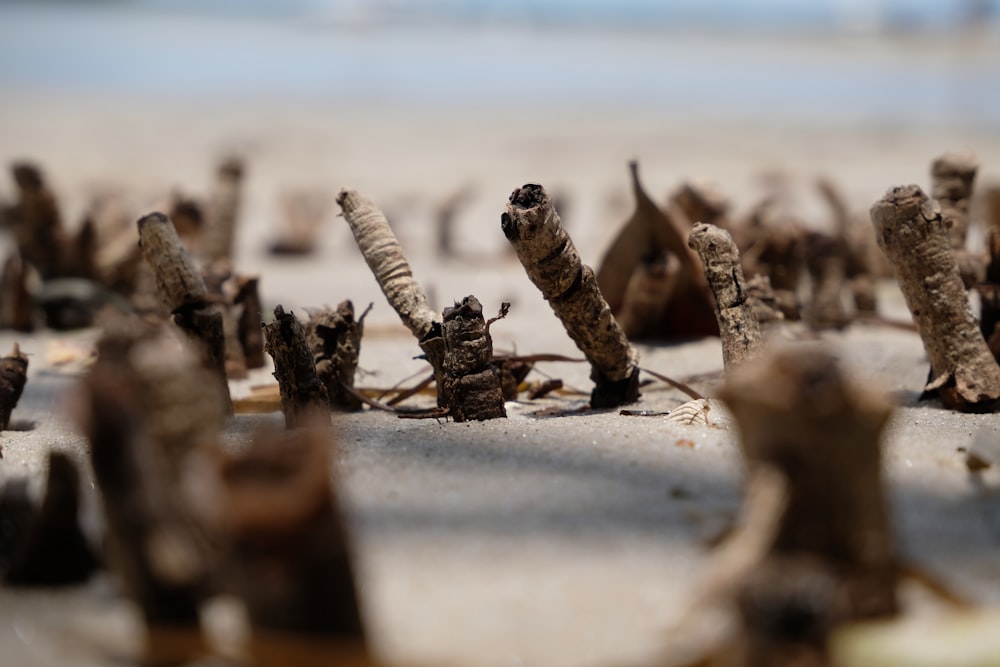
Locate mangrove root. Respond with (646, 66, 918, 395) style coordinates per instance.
(264, 305, 331, 428)
(715, 345, 898, 665)
(0, 343, 29, 432)
(441, 296, 507, 421)
(205, 419, 369, 663)
(306, 300, 371, 412)
(870, 185, 1000, 411)
(337, 188, 446, 401)
(688, 223, 762, 369)
(503, 183, 639, 408)
(78, 320, 220, 650)
(3, 452, 100, 586)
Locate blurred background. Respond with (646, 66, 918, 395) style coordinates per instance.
(1, 0, 998, 124)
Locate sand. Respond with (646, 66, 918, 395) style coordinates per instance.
(1, 88, 1000, 666)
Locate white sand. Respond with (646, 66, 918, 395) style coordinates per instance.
(1, 91, 1000, 666)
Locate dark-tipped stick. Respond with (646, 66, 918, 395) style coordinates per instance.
(503, 184, 639, 407)
(440, 296, 507, 421)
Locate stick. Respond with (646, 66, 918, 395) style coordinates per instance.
(931, 152, 978, 250)
(202, 157, 245, 261)
(503, 184, 640, 408)
(307, 300, 370, 412)
(440, 295, 506, 421)
(234, 275, 266, 369)
(78, 321, 217, 656)
(205, 420, 369, 660)
(137, 211, 233, 414)
(337, 189, 446, 399)
(0, 253, 36, 332)
(3, 452, 100, 586)
(870, 185, 1000, 411)
(688, 223, 762, 369)
(8, 163, 67, 280)
(717, 345, 899, 664)
(0, 343, 28, 432)
(263, 306, 331, 428)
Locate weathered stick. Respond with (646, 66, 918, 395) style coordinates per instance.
(503, 184, 639, 407)
(688, 223, 762, 369)
(137, 211, 232, 414)
(718, 345, 898, 664)
(8, 163, 67, 279)
(4, 452, 100, 586)
(0, 343, 28, 432)
(202, 157, 245, 261)
(264, 305, 331, 428)
(931, 152, 978, 250)
(78, 321, 217, 654)
(234, 275, 266, 369)
(803, 231, 850, 330)
(307, 300, 370, 412)
(0, 253, 35, 332)
(440, 296, 507, 421)
(980, 231, 1000, 362)
(206, 420, 370, 664)
(337, 189, 446, 398)
(870, 185, 1000, 411)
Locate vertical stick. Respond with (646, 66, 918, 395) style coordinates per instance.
(3, 452, 100, 586)
(0, 343, 28, 432)
(688, 223, 762, 369)
(720, 346, 898, 664)
(307, 300, 369, 412)
(503, 184, 639, 408)
(78, 322, 217, 659)
(337, 189, 446, 400)
(202, 157, 245, 261)
(440, 296, 507, 421)
(870, 185, 1000, 411)
(930, 152, 978, 250)
(234, 275, 266, 369)
(206, 420, 370, 665)
(263, 306, 330, 428)
(137, 211, 233, 414)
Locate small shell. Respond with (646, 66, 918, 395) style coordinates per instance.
(665, 399, 712, 426)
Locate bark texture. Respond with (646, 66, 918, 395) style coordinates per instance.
(337, 189, 446, 400)
(503, 184, 639, 408)
(207, 421, 370, 664)
(264, 305, 330, 428)
(0, 343, 29, 432)
(441, 296, 507, 421)
(719, 345, 898, 665)
(79, 321, 219, 649)
(870, 185, 1000, 411)
(688, 222, 762, 369)
(137, 211, 232, 414)
(307, 301, 368, 412)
